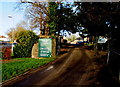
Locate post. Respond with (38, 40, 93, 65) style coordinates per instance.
(52, 38, 56, 57)
(8, 15, 14, 53)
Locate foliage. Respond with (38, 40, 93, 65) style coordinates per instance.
(2, 58, 55, 82)
(6, 24, 26, 40)
(13, 30, 39, 57)
(75, 2, 120, 36)
(66, 35, 77, 42)
(19, 1, 59, 36)
(18, 2, 120, 51)
(48, 2, 58, 35)
(74, 2, 120, 52)
(2, 47, 11, 60)
(19, 1, 77, 36)
(18, 2, 120, 36)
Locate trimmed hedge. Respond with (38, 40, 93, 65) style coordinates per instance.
(13, 30, 39, 58)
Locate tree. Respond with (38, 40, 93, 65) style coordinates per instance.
(18, 21, 30, 30)
(13, 30, 39, 57)
(18, 1, 77, 36)
(66, 34, 77, 42)
(19, 0, 49, 36)
(74, 3, 107, 36)
(48, 2, 59, 36)
(75, 2, 120, 36)
(6, 24, 26, 41)
(56, 2, 78, 34)
(74, 2, 120, 55)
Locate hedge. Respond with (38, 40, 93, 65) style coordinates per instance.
(13, 30, 39, 58)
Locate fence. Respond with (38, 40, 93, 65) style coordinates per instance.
(107, 49, 120, 82)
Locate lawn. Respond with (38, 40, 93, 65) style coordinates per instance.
(2, 58, 55, 82)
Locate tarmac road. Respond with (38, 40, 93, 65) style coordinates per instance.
(11, 47, 97, 86)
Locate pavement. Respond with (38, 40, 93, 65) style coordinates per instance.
(3, 47, 120, 87)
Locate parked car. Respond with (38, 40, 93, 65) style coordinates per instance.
(0, 41, 17, 49)
(76, 41, 84, 46)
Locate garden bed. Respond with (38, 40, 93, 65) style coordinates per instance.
(2, 58, 55, 82)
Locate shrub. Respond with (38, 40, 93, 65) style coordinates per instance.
(2, 47, 11, 59)
(13, 30, 39, 58)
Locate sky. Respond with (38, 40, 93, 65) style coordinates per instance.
(0, 0, 74, 38)
(0, 0, 25, 37)
(1, 0, 118, 38)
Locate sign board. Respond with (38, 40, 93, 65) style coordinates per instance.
(38, 38, 52, 57)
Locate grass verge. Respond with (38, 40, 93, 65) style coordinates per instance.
(2, 58, 55, 82)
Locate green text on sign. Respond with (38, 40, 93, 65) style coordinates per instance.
(38, 38, 52, 57)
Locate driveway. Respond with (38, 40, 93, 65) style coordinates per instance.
(10, 47, 119, 87)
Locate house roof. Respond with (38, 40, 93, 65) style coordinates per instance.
(0, 35, 6, 38)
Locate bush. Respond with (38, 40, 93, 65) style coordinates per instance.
(13, 30, 39, 58)
(2, 47, 11, 59)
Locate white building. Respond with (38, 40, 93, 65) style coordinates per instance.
(0, 36, 9, 41)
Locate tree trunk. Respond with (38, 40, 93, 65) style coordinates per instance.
(52, 38, 56, 57)
(93, 36, 99, 56)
